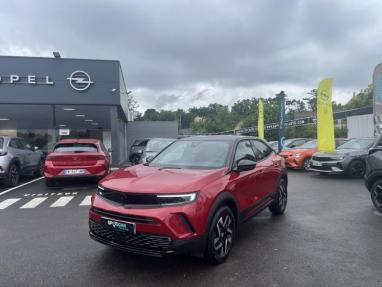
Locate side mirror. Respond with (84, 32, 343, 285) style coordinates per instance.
(107, 148, 112, 153)
(145, 156, 153, 163)
(233, 159, 257, 172)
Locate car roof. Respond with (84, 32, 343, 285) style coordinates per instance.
(56, 138, 101, 144)
(179, 135, 261, 143)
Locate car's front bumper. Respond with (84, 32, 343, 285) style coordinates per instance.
(281, 155, 304, 169)
(89, 220, 206, 257)
(309, 160, 345, 173)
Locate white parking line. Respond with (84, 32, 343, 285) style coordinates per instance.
(80, 195, 92, 206)
(0, 177, 44, 197)
(20, 197, 48, 209)
(0, 198, 21, 209)
(50, 196, 75, 207)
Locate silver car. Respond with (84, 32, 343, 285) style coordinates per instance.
(0, 136, 44, 187)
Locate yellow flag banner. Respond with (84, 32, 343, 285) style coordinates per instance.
(317, 78, 335, 152)
(258, 98, 264, 139)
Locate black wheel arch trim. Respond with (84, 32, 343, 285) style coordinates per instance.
(8, 159, 21, 172)
(366, 173, 382, 191)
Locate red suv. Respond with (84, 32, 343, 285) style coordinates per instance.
(89, 136, 287, 264)
(44, 139, 110, 187)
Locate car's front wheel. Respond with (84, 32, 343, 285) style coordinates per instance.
(205, 206, 236, 265)
(5, 163, 20, 187)
(130, 155, 140, 165)
(370, 180, 382, 213)
(347, 160, 366, 178)
(269, 178, 287, 215)
(303, 157, 311, 171)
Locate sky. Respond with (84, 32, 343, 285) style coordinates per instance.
(0, 0, 380, 112)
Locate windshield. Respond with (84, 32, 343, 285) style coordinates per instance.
(54, 143, 98, 153)
(149, 140, 231, 169)
(337, 138, 374, 150)
(299, 140, 316, 149)
(146, 139, 174, 152)
(0, 137, 3, 149)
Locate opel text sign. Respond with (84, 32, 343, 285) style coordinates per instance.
(67, 70, 93, 91)
(0, 70, 94, 91)
(0, 74, 54, 85)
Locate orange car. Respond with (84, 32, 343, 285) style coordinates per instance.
(280, 139, 349, 170)
(280, 140, 317, 170)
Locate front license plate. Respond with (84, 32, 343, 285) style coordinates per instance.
(63, 169, 86, 175)
(311, 161, 323, 167)
(101, 217, 136, 234)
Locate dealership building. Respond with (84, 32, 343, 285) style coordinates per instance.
(0, 55, 132, 164)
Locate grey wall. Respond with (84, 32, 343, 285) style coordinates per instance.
(126, 121, 178, 154)
(0, 56, 121, 106)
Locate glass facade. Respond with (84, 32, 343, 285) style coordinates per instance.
(0, 104, 113, 157)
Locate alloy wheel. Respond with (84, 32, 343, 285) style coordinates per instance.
(9, 165, 19, 186)
(213, 213, 234, 258)
(278, 182, 287, 211)
(371, 184, 382, 210)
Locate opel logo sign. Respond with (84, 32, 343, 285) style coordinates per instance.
(67, 70, 93, 91)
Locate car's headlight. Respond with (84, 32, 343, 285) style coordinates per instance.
(137, 150, 143, 154)
(293, 153, 301, 158)
(156, 192, 198, 206)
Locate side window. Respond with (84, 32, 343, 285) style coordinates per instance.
(234, 140, 256, 162)
(292, 139, 306, 147)
(251, 140, 272, 161)
(17, 139, 27, 150)
(9, 139, 19, 149)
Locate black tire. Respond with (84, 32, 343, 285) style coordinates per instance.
(34, 160, 44, 177)
(130, 155, 140, 165)
(204, 206, 236, 265)
(303, 157, 311, 171)
(370, 180, 382, 213)
(269, 178, 287, 215)
(5, 163, 20, 187)
(347, 160, 366, 178)
(45, 178, 55, 188)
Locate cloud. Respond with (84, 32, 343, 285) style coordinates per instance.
(0, 0, 380, 111)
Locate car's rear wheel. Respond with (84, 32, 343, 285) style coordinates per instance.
(370, 180, 382, 213)
(347, 160, 366, 178)
(34, 160, 44, 177)
(205, 206, 235, 265)
(5, 164, 20, 187)
(269, 178, 287, 215)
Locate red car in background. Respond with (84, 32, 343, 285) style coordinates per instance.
(280, 139, 348, 170)
(89, 136, 288, 264)
(44, 139, 110, 187)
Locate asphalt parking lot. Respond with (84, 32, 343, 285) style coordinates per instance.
(0, 171, 381, 287)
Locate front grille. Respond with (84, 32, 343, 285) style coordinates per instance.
(312, 156, 339, 162)
(89, 220, 171, 251)
(92, 207, 155, 224)
(98, 188, 162, 207)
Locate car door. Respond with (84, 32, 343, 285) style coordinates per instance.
(228, 140, 264, 215)
(251, 140, 282, 197)
(7, 138, 25, 171)
(17, 139, 36, 172)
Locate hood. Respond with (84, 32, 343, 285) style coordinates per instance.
(100, 165, 227, 194)
(314, 148, 366, 157)
(280, 148, 316, 156)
